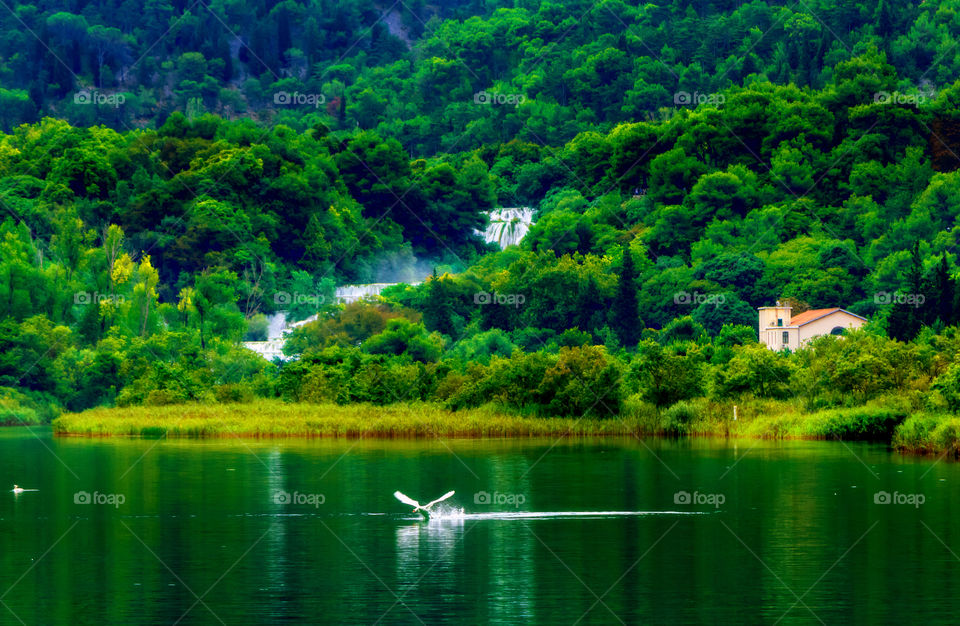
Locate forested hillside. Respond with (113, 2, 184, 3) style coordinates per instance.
(2, 0, 959, 153)
(5, 1, 960, 433)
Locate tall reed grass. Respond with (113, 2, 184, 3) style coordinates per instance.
(53, 396, 959, 456)
(53, 401, 649, 438)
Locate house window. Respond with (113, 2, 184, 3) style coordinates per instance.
(782, 331, 789, 344)
(777, 318, 783, 327)
(830, 326, 844, 335)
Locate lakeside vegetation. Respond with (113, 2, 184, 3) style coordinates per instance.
(6, 1, 960, 458)
(51, 397, 960, 457)
(52, 401, 643, 438)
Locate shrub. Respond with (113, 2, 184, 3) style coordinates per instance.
(893, 414, 960, 455)
(809, 407, 906, 440)
(213, 383, 255, 404)
(244, 314, 269, 341)
(662, 401, 698, 435)
(537, 345, 622, 417)
(0, 402, 40, 425)
(622, 394, 662, 433)
(932, 362, 960, 413)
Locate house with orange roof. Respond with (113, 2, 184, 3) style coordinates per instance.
(758, 302, 867, 351)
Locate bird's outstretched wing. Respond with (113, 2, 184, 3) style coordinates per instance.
(394, 491, 421, 509)
(424, 491, 455, 510)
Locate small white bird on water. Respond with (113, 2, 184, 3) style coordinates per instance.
(12, 485, 24, 493)
(394, 490, 455, 520)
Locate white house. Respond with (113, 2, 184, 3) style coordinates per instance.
(758, 303, 867, 351)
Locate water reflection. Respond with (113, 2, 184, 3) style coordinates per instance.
(395, 516, 465, 578)
(1, 429, 957, 624)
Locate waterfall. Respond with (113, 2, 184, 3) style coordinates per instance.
(243, 339, 287, 361)
(481, 207, 534, 249)
(244, 312, 318, 361)
(334, 282, 420, 303)
(245, 213, 537, 360)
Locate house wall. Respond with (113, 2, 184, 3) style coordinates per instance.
(797, 312, 867, 346)
(759, 327, 799, 351)
(758, 306, 792, 334)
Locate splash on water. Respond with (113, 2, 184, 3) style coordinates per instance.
(411, 508, 710, 523)
(426, 504, 466, 521)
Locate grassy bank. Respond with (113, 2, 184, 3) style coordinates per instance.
(52, 398, 960, 456)
(52, 401, 648, 438)
(625, 395, 910, 440)
(892, 414, 960, 456)
(647, 397, 959, 456)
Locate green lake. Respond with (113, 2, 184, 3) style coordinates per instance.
(1, 427, 957, 624)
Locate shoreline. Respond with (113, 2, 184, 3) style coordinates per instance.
(49, 400, 960, 457)
(52, 401, 643, 439)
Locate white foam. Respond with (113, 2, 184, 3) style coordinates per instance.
(480, 207, 535, 249)
(423, 509, 708, 522)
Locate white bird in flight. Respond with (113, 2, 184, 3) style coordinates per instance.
(394, 490, 455, 519)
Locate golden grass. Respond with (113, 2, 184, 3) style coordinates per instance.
(55, 397, 956, 456)
(52, 400, 649, 438)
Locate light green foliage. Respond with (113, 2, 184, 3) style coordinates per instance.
(6, 9, 960, 443)
(714, 343, 794, 400)
(362, 319, 444, 363)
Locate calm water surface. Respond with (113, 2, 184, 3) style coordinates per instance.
(1, 427, 957, 624)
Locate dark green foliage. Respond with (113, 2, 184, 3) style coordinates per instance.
(6, 4, 960, 426)
(611, 249, 642, 349)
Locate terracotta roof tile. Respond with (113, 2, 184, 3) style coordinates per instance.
(788, 308, 842, 326)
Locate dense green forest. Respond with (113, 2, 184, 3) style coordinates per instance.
(2, 0, 959, 153)
(4, 0, 960, 445)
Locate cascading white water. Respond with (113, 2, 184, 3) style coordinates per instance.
(334, 283, 420, 302)
(481, 207, 534, 249)
(248, 219, 534, 360)
(244, 312, 319, 361)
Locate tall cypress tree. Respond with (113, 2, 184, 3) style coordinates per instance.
(612, 248, 642, 349)
(422, 268, 456, 338)
(930, 255, 956, 326)
(888, 242, 924, 341)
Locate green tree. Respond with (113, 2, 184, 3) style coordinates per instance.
(611, 248, 642, 348)
(627, 340, 702, 407)
(715, 343, 794, 399)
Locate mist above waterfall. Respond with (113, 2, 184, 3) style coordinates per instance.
(333, 250, 433, 303)
(369, 250, 438, 284)
(265, 312, 288, 341)
(249, 208, 537, 352)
